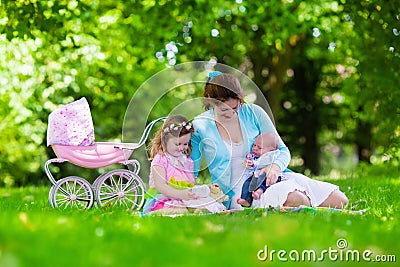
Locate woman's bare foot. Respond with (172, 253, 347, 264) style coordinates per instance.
(283, 190, 310, 207)
(252, 189, 263, 200)
(237, 198, 250, 207)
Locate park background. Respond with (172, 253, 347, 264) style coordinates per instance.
(1, 0, 399, 266)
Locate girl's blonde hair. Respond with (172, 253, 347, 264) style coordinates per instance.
(148, 115, 194, 159)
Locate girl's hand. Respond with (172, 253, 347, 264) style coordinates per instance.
(258, 163, 281, 186)
(179, 189, 197, 200)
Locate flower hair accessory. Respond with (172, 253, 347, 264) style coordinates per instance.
(163, 121, 194, 133)
(209, 71, 223, 81)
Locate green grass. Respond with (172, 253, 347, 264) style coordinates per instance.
(0, 166, 399, 267)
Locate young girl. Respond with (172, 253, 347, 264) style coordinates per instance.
(143, 115, 225, 214)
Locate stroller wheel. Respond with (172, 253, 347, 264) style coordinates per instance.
(50, 176, 94, 209)
(48, 185, 55, 208)
(93, 169, 146, 211)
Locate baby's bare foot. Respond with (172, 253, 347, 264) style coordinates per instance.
(252, 189, 263, 200)
(237, 198, 250, 207)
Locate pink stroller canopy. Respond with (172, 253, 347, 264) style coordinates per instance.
(47, 97, 95, 146)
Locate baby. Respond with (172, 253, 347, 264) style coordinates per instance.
(237, 132, 285, 207)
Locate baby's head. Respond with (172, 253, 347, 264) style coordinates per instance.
(252, 132, 278, 157)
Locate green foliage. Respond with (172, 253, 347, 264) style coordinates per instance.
(340, 1, 400, 156)
(0, 37, 48, 186)
(0, 170, 399, 267)
(0, 0, 399, 184)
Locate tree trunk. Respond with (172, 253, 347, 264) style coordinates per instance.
(249, 42, 295, 118)
(293, 61, 321, 175)
(355, 119, 372, 163)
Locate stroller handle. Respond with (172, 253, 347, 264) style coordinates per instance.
(121, 117, 167, 149)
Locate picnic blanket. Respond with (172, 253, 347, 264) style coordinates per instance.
(138, 205, 368, 217)
(265, 205, 368, 215)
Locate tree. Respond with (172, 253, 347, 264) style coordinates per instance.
(1, 0, 399, 185)
(340, 1, 400, 164)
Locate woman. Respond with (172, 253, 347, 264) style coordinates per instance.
(190, 71, 348, 210)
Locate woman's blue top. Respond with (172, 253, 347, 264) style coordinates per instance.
(190, 104, 291, 197)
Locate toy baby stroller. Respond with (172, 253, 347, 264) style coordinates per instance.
(44, 97, 164, 210)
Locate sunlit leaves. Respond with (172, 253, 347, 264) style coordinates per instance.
(0, 0, 399, 185)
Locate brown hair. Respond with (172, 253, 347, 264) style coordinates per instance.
(203, 73, 244, 110)
(149, 115, 194, 159)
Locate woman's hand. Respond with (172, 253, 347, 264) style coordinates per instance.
(258, 163, 281, 186)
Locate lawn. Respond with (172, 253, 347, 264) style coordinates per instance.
(0, 165, 399, 267)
